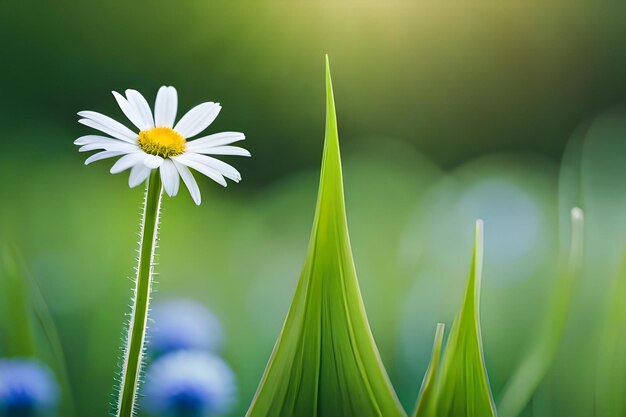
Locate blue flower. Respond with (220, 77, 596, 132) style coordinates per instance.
(0, 359, 59, 414)
(143, 351, 236, 416)
(149, 299, 223, 358)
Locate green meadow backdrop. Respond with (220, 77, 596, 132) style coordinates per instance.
(2, 1, 626, 416)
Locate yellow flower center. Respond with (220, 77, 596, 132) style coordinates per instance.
(138, 127, 186, 158)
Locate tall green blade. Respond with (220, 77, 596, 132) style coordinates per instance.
(434, 220, 496, 417)
(413, 323, 445, 417)
(246, 56, 406, 417)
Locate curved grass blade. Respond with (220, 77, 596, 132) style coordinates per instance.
(498, 208, 584, 417)
(0, 246, 75, 416)
(0, 245, 37, 358)
(434, 220, 496, 417)
(28, 265, 76, 417)
(246, 56, 406, 417)
(596, 239, 626, 416)
(413, 323, 445, 417)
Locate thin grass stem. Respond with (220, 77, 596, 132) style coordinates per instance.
(498, 207, 584, 417)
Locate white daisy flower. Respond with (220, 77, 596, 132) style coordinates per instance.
(74, 86, 250, 205)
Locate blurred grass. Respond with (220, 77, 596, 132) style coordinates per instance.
(596, 248, 626, 417)
(498, 208, 584, 417)
(0, 247, 75, 416)
(2, 2, 626, 416)
(0, 247, 37, 358)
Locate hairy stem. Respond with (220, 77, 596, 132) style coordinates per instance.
(117, 170, 162, 417)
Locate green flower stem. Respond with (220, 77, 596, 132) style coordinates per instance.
(117, 169, 163, 417)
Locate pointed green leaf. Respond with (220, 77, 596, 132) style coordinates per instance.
(246, 56, 406, 417)
(413, 323, 445, 417)
(434, 220, 496, 417)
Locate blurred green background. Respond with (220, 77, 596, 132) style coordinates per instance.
(2, 1, 626, 416)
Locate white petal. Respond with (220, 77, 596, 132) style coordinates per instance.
(125, 89, 155, 130)
(172, 154, 228, 186)
(160, 159, 180, 197)
(176, 153, 240, 182)
(185, 132, 245, 152)
(78, 111, 138, 143)
(112, 91, 147, 131)
(129, 164, 152, 188)
(174, 102, 221, 138)
(144, 154, 164, 169)
(110, 152, 145, 174)
(154, 86, 178, 128)
(74, 135, 116, 145)
(193, 145, 250, 157)
(173, 161, 201, 205)
(78, 139, 138, 153)
(84, 150, 126, 165)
